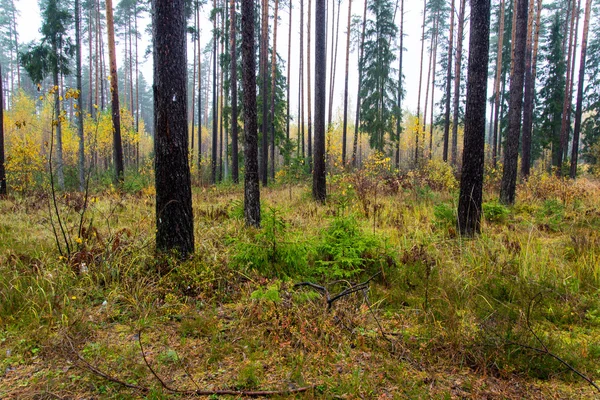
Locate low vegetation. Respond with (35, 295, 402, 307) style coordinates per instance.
(2, 161, 600, 398)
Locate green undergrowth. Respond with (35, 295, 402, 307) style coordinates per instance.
(1, 170, 600, 398)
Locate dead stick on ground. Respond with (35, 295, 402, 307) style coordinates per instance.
(66, 334, 314, 397)
(295, 272, 381, 309)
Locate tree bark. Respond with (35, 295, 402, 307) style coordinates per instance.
(230, 0, 239, 183)
(270, 0, 279, 180)
(75, 0, 86, 192)
(492, 0, 505, 167)
(415, 0, 427, 165)
(152, 0, 195, 257)
(500, 0, 528, 205)
(241, 0, 261, 227)
(328, 0, 342, 129)
(442, 0, 455, 163)
(395, 0, 404, 168)
(286, 2, 292, 146)
(0, 64, 5, 196)
(307, 0, 313, 166)
(313, 0, 326, 203)
(570, 0, 593, 178)
(451, 0, 466, 166)
(341, 0, 352, 166)
(197, 3, 203, 173)
(260, 0, 269, 185)
(351, 0, 367, 167)
(106, 0, 125, 183)
(458, 0, 491, 236)
(211, 0, 218, 184)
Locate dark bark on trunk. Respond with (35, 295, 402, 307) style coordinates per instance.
(442, 0, 455, 162)
(313, 0, 326, 203)
(451, 0, 466, 166)
(458, 0, 491, 236)
(500, 0, 528, 205)
(492, 0, 506, 167)
(570, 0, 592, 178)
(241, 0, 261, 227)
(351, 0, 367, 167)
(0, 65, 5, 196)
(260, 0, 269, 185)
(270, 0, 279, 180)
(230, 0, 239, 183)
(211, 0, 218, 185)
(106, 0, 124, 183)
(307, 0, 313, 166)
(76, 0, 86, 192)
(152, 0, 195, 257)
(520, 0, 537, 178)
(342, 0, 352, 166)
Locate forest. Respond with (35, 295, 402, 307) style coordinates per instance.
(2, 0, 600, 397)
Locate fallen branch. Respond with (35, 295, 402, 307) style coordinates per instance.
(295, 272, 381, 309)
(66, 334, 314, 397)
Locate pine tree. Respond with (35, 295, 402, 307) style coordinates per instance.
(359, 0, 398, 153)
(313, 0, 326, 203)
(153, 0, 195, 257)
(0, 64, 5, 196)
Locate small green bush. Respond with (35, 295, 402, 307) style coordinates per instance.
(482, 201, 510, 223)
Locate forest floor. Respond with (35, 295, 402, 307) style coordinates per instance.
(2, 165, 600, 399)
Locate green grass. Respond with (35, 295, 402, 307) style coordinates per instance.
(1, 170, 600, 398)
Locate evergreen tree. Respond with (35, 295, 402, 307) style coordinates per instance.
(537, 12, 566, 168)
(359, 0, 398, 153)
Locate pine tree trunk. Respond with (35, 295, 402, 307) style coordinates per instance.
(313, 0, 326, 203)
(570, 0, 592, 178)
(500, 0, 528, 205)
(220, 2, 225, 182)
(52, 42, 65, 190)
(341, 0, 352, 166)
(458, 0, 491, 236)
(429, 21, 438, 159)
(558, 0, 579, 172)
(299, 0, 305, 159)
(566, 0, 581, 162)
(0, 64, 5, 196)
(328, 0, 342, 129)
(88, 4, 94, 118)
(197, 4, 203, 172)
(307, 0, 313, 165)
(451, 0, 466, 166)
(75, 0, 86, 192)
(241, 0, 261, 227)
(286, 2, 292, 145)
(211, 0, 218, 184)
(351, 0, 367, 167)
(191, 8, 197, 155)
(153, 0, 194, 257)
(260, 0, 269, 185)
(492, 0, 505, 167)
(270, 0, 279, 180)
(415, 0, 427, 165)
(442, 0, 455, 163)
(521, 0, 540, 178)
(230, 0, 239, 183)
(106, 0, 124, 182)
(395, 0, 404, 168)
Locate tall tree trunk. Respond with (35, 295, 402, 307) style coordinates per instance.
(270, 0, 279, 180)
(191, 7, 197, 156)
(197, 3, 203, 172)
(492, 0, 505, 167)
(95, 0, 100, 112)
(75, 0, 86, 192)
(307, 0, 313, 166)
(211, 0, 218, 184)
(53, 45, 65, 189)
(558, 0, 579, 172)
(415, 0, 427, 165)
(458, 0, 491, 236)
(0, 65, 5, 196)
(429, 21, 438, 159)
(153, 0, 194, 257)
(286, 2, 292, 145)
(351, 0, 367, 167)
(328, 0, 342, 129)
(570, 0, 592, 178)
(220, 1, 225, 182)
(313, 0, 326, 203)
(341, 0, 352, 166)
(451, 0, 466, 166)
(521, 0, 541, 178)
(88, 4, 94, 118)
(299, 0, 305, 159)
(230, 0, 239, 183)
(106, 0, 124, 183)
(395, 0, 404, 168)
(241, 0, 261, 227)
(500, 0, 528, 205)
(566, 0, 581, 161)
(442, 0, 455, 162)
(260, 0, 269, 185)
